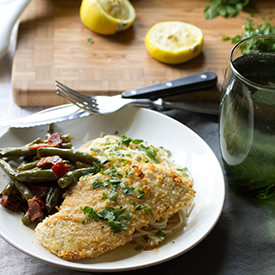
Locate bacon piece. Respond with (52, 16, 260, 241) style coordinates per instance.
(37, 155, 62, 168)
(48, 133, 62, 145)
(28, 196, 45, 222)
(29, 133, 63, 150)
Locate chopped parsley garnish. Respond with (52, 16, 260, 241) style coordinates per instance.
(118, 136, 133, 147)
(99, 156, 109, 165)
(81, 206, 130, 233)
(125, 167, 133, 177)
(81, 206, 99, 223)
(87, 37, 94, 44)
(139, 144, 160, 163)
(160, 146, 171, 157)
(104, 166, 123, 177)
(156, 230, 166, 238)
(108, 220, 123, 233)
(135, 204, 153, 217)
(117, 135, 143, 148)
(107, 189, 119, 201)
(92, 180, 104, 189)
(120, 182, 135, 194)
(137, 188, 145, 199)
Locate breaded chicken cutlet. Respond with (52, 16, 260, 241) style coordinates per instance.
(35, 162, 195, 260)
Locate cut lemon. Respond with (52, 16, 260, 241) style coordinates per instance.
(145, 21, 204, 64)
(80, 0, 136, 35)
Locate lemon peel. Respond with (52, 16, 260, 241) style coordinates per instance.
(80, 0, 136, 35)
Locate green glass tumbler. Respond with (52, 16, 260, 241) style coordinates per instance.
(219, 35, 275, 199)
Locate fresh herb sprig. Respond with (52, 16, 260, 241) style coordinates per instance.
(204, 0, 256, 19)
(231, 18, 275, 44)
(224, 18, 275, 53)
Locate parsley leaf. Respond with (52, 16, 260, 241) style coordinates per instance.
(120, 182, 135, 194)
(87, 37, 94, 44)
(226, 18, 275, 54)
(137, 188, 145, 199)
(156, 230, 166, 238)
(108, 220, 122, 233)
(139, 144, 160, 163)
(204, 0, 256, 19)
(81, 206, 131, 233)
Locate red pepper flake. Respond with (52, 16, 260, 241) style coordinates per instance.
(36, 155, 62, 168)
(51, 161, 70, 178)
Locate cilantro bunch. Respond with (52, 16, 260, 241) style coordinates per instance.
(204, 0, 256, 19)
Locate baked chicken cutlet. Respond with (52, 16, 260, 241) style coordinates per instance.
(35, 162, 195, 260)
(36, 135, 195, 260)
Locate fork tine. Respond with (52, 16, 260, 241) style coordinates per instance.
(57, 88, 100, 113)
(55, 81, 93, 103)
(55, 81, 99, 113)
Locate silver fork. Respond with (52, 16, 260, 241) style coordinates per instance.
(55, 72, 219, 115)
(55, 81, 155, 115)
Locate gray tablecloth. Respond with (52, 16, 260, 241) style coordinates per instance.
(1, 109, 274, 275)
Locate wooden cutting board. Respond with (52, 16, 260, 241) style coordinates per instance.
(11, 0, 275, 106)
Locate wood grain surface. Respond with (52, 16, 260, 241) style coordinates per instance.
(11, 0, 275, 106)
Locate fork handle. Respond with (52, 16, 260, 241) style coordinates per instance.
(121, 72, 217, 99)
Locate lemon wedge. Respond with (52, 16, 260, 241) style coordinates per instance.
(145, 21, 204, 64)
(80, 0, 136, 35)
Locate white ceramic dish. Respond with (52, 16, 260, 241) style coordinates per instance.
(0, 106, 224, 272)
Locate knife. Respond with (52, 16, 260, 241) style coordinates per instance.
(0, 100, 219, 128)
(1, 72, 219, 128)
(0, 104, 89, 128)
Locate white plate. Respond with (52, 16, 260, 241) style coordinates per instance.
(0, 106, 224, 272)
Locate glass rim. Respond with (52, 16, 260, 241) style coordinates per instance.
(229, 34, 275, 90)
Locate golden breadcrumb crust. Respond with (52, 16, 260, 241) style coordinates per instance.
(35, 162, 194, 260)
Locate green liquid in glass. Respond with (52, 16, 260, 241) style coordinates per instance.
(220, 53, 275, 199)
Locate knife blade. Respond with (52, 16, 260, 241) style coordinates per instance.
(0, 100, 219, 129)
(0, 104, 89, 128)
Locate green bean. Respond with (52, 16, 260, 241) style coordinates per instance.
(48, 124, 55, 135)
(1, 181, 16, 196)
(61, 134, 71, 143)
(17, 160, 39, 171)
(21, 210, 44, 227)
(0, 158, 16, 178)
(0, 137, 44, 158)
(22, 211, 32, 226)
(15, 169, 57, 183)
(13, 181, 33, 201)
(37, 147, 99, 165)
(60, 143, 72, 149)
(46, 185, 62, 213)
(58, 167, 97, 188)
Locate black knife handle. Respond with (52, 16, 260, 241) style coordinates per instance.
(121, 72, 217, 99)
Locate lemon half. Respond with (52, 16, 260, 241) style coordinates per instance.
(145, 21, 204, 64)
(80, 0, 136, 35)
